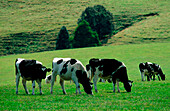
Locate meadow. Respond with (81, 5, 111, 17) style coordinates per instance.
(0, 42, 169, 110)
(0, 0, 170, 110)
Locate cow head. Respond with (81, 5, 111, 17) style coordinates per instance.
(41, 66, 51, 79)
(124, 80, 133, 92)
(83, 80, 93, 95)
(161, 74, 165, 80)
(76, 70, 93, 95)
(45, 74, 52, 84)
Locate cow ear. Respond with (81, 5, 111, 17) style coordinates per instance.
(128, 80, 133, 83)
(90, 82, 93, 85)
(86, 64, 90, 71)
(47, 68, 51, 72)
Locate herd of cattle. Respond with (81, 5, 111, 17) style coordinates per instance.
(15, 58, 166, 95)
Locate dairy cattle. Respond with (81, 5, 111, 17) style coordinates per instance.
(15, 58, 51, 95)
(86, 58, 133, 93)
(45, 58, 93, 95)
(139, 62, 165, 81)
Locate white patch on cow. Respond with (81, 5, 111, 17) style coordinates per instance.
(95, 66, 103, 75)
(128, 81, 132, 87)
(16, 58, 25, 76)
(147, 62, 152, 65)
(45, 75, 51, 84)
(112, 64, 125, 76)
(122, 63, 126, 67)
(42, 67, 46, 71)
(143, 69, 149, 76)
(36, 61, 42, 65)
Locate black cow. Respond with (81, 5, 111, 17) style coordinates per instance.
(15, 58, 51, 95)
(86, 58, 133, 93)
(139, 62, 165, 81)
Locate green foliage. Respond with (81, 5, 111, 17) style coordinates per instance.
(56, 26, 70, 50)
(78, 5, 114, 39)
(73, 20, 101, 48)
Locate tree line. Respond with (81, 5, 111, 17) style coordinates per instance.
(56, 5, 113, 50)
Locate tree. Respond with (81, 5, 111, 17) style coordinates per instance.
(78, 5, 114, 39)
(73, 20, 101, 48)
(56, 26, 70, 50)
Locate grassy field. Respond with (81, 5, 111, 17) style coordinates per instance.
(0, 0, 169, 110)
(0, 42, 169, 110)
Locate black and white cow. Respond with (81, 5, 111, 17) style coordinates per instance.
(86, 58, 133, 93)
(15, 58, 51, 95)
(139, 62, 165, 81)
(45, 58, 93, 95)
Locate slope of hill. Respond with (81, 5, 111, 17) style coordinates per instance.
(0, 0, 169, 55)
(105, 12, 170, 45)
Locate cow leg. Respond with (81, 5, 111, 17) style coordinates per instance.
(93, 74, 99, 93)
(36, 79, 42, 95)
(59, 78, 66, 94)
(22, 79, 29, 94)
(116, 80, 120, 93)
(32, 80, 35, 95)
(99, 79, 105, 83)
(72, 77, 81, 94)
(50, 73, 57, 94)
(141, 72, 145, 81)
(147, 75, 150, 81)
(158, 74, 161, 81)
(112, 79, 116, 93)
(16, 74, 20, 94)
(153, 74, 156, 81)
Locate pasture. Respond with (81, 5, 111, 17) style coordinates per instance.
(0, 43, 169, 110)
(0, 0, 169, 110)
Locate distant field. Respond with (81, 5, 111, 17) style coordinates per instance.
(0, 43, 169, 110)
(0, 0, 169, 36)
(0, 0, 169, 55)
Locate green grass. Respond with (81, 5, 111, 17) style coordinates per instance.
(0, 0, 170, 110)
(0, 42, 170, 110)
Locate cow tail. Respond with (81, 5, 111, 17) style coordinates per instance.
(15, 59, 18, 75)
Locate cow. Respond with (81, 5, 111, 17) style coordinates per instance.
(15, 58, 51, 95)
(86, 58, 133, 93)
(139, 62, 165, 81)
(45, 58, 93, 95)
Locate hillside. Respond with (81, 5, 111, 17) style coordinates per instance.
(0, 0, 169, 55)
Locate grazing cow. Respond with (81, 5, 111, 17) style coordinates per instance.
(86, 58, 133, 93)
(139, 62, 165, 81)
(15, 58, 51, 95)
(45, 58, 93, 95)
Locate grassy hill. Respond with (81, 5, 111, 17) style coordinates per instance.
(0, 42, 169, 110)
(0, 0, 170, 55)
